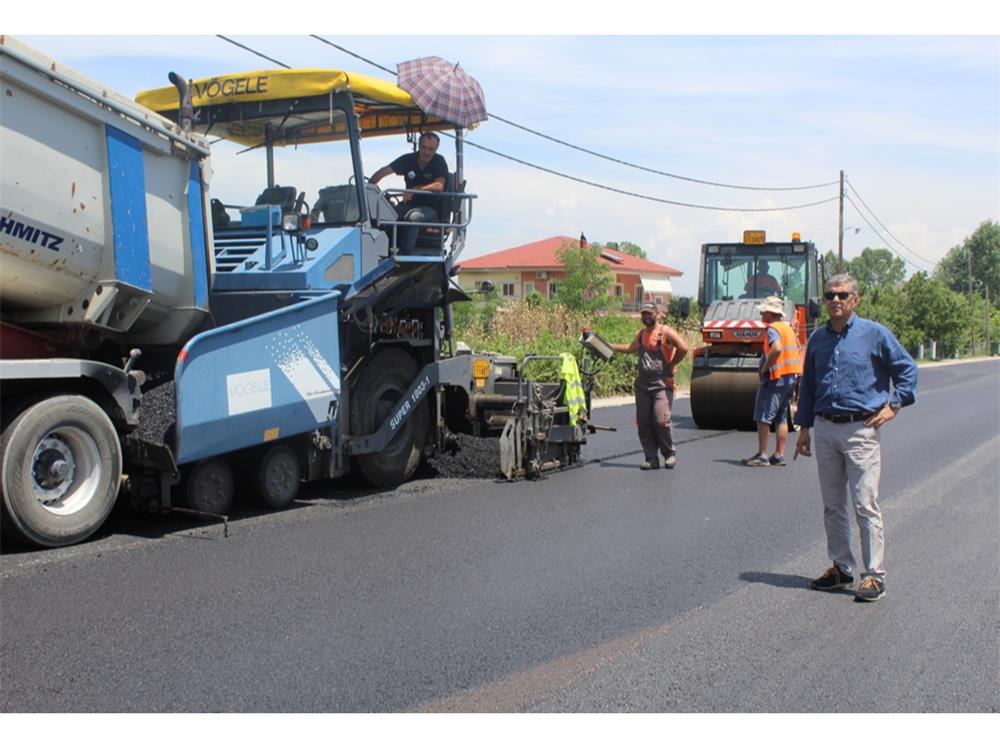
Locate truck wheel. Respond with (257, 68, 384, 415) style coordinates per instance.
(1, 395, 121, 547)
(184, 458, 234, 515)
(350, 348, 428, 487)
(257, 445, 300, 509)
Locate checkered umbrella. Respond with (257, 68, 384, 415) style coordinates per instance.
(397, 56, 487, 128)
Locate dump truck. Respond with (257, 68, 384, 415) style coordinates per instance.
(689, 230, 822, 429)
(0, 37, 600, 547)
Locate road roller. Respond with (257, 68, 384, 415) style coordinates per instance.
(689, 230, 823, 429)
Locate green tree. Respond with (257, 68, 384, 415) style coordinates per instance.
(934, 221, 1000, 301)
(856, 284, 919, 351)
(847, 247, 906, 292)
(902, 273, 967, 356)
(554, 241, 616, 313)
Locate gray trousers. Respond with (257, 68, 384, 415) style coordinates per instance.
(814, 418, 886, 582)
(635, 384, 675, 461)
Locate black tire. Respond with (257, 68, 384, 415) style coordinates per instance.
(349, 348, 428, 487)
(257, 445, 301, 509)
(184, 458, 235, 515)
(1, 395, 122, 547)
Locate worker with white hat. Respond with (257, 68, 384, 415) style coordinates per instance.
(742, 296, 803, 467)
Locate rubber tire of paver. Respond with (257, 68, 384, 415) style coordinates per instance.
(257, 445, 301, 510)
(349, 348, 428, 487)
(184, 458, 235, 515)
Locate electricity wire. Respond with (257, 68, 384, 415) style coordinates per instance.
(214, 35, 840, 213)
(845, 194, 933, 273)
(310, 35, 840, 193)
(846, 179, 936, 266)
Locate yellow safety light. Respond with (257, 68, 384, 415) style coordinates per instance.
(792, 232, 801, 241)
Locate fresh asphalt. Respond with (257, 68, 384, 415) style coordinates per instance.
(1, 360, 997, 712)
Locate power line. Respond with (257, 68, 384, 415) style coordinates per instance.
(846, 179, 936, 266)
(310, 35, 394, 75)
(486, 113, 839, 192)
(216, 35, 290, 69)
(309, 36, 839, 194)
(844, 194, 933, 273)
(457, 134, 840, 213)
(214, 35, 839, 213)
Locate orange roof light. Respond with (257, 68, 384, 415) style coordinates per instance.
(791, 232, 801, 241)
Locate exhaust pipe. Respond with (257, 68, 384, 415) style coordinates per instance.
(168, 72, 194, 133)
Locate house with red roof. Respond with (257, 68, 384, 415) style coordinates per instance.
(456, 235, 683, 310)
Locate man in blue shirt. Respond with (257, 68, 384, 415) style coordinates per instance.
(794, 274, 917, 602)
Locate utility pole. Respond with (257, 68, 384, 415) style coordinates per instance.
(968, 249, 976, 356)
(837, 170, 845, 273)
(986, 284, 992, 357)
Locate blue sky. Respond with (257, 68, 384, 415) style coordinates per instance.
(10, 3, 999, 296)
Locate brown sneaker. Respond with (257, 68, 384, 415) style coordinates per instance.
(810, 564, 854, 591)
(854, 577, 886, 602)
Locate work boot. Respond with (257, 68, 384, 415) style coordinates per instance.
(663, 452, 676, 470)
(810, 564, 854, 591)
(640, 459, 659, 470)
(854, 577, 886, 602)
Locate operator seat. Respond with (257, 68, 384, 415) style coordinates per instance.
(413, 173, 464, 253)
(254, 185, 297, 213)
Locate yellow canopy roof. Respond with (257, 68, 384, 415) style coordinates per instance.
(135, 68, 459, 147)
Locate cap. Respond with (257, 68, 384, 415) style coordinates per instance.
(759, 296, 785, 316)
(640, 302, 659, 314)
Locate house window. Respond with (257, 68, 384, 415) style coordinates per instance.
(635, 286, 643, 302)
(655, 296, 663, 305)
(548, 282, 559, 299)
(524, 281, 535, 296)
(502, 282, 515, 297)
(614, 284, 623, 298)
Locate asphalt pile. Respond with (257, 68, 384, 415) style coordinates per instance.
(426, 433, 502, 479)
(135, 376, 176, 447)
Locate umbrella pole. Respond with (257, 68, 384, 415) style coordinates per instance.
(455, 127, 464, 190)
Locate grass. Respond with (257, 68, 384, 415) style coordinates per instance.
(452, 299, 704, 398)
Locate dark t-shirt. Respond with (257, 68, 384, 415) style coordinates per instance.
(389, 152, 448, 210)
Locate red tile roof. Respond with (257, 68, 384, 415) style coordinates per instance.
(457, 236, 683, 276)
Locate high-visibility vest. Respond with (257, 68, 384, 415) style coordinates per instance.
(560, 353, 587, 426)
(764, 320, 803, 379)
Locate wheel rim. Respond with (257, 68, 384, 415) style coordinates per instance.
(29, 428, 102, 516)
(191, 463, 232, 514)
(262, 451, 297, 500)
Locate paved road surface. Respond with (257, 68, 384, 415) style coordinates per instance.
(1, 360, 997, 712)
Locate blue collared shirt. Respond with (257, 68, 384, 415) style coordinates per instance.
(794, 313, 917, 428)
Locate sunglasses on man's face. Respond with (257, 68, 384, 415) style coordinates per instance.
(823, 291, 853, 301)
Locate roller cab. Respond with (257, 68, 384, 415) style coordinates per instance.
(690, 231, 822, 430)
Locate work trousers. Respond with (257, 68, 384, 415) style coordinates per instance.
(635, 383, 675, 462)
(813, 417, 886, 582)
(396, 205, 439, 254)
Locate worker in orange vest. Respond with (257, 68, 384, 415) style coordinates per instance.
(742, 296, 803, 466)
(612, 301, 688, 469)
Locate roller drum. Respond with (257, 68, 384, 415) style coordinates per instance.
(690, 366, 759, 430)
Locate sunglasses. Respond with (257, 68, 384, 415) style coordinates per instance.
(823, 291, 853, 301)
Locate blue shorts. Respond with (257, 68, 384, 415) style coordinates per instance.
(754, 381, 795, 425)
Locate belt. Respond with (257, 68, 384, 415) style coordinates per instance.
(819, 411, 874, 424)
